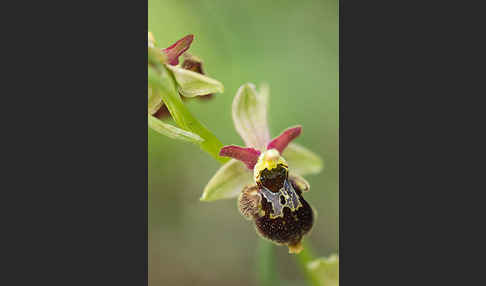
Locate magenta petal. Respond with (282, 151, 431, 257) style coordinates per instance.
(266, 126, 302, 154)
(162, 34, 194, 66)
(219, 145, 261, 170)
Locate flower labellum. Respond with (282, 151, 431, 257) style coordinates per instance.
(238, 148, 314, 254)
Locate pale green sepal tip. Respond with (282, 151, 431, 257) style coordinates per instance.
(258, 82, 270, 107)
(200, 159, 253, 202)
(166, 65, 224, 98)
(307, 254, 339, 286)
(232, 83, 271, 150)
(283, 143, 324, 176)
(148, 115, 203, 143)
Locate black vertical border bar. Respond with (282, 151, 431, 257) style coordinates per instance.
(8, 0, 150, 284)
(326, 0, 482, 284)
(144, 1, 149, 283)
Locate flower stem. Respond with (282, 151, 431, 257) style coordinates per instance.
(257, 239, 279, 286)
(296, 240, 321, 286)
(148, 63, 228, 163)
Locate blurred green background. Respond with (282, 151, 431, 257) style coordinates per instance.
(148, 0, 338, 285)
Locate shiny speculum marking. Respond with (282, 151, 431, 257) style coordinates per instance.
(260, 179, 302, 219)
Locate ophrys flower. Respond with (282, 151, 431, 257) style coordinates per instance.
(201, 83, 323, 254)
(148, 33, 225, 152)
(148, 33, 222, 119)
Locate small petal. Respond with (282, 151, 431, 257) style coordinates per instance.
(289, 173, 310, 192)
(267, 126, 302, 154)
(162, 34, 194, 65)
(148, 115, 203, 143)
(220, 145, 261, 170)
(307, 255, 339, 286)
(166, 65, 224, 98)
(200, 159, 253, 201)
(283, 143, 323, 176)
(232, 83, 271, 150)
(181, 53, 204, 74)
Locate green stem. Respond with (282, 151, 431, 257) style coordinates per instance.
(257, 239, 279, 286)
(296, 240, 321, 286)
(148, 63, 228, 163)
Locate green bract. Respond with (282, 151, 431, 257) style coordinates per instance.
(307, 254, 339, 286)
(201, 83, 324, 202)
(148, 115, 203, 143)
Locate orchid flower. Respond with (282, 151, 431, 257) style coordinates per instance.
(148, 33, 223, 115)
(148, 33, 224, 146)
(153, 52, 215, 119)
(201, 83, 323, 254)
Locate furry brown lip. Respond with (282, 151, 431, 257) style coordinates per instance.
(239, 165, 314, 254)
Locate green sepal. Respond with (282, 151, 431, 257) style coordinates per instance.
(232, 83, 270, 150)
(283, 143, 324, 176)
(166, 65, 224, 98)
(200, 159, 253, 201)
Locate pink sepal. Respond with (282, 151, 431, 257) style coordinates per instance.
(162, 34, 194, 65)
(219, 145, 261, 170)
(266, 126, 302, 154)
